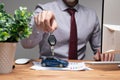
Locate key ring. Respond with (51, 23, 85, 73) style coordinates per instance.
(48, 33, 57, 46)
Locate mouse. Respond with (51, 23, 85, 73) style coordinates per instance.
(15, 58, 30, 64)
(118, 65, 120, 68)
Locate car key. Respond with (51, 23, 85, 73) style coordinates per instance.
(48, 33, 57, 56)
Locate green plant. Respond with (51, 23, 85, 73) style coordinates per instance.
(0, 3, 32, 42)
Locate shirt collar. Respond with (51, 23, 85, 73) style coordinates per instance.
(57, 0, 79, 11)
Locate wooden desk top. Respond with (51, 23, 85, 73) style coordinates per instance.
(0, 60, 120, 80)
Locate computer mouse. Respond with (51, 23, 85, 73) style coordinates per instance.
(15, 58, 30, 64)
(118, 65, 120, 68)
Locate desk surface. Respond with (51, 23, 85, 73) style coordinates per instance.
(0, 60, 120, 80)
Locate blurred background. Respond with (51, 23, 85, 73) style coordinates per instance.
(1, 0, 120, 60)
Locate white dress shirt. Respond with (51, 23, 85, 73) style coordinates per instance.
(21, 0, 101, 60)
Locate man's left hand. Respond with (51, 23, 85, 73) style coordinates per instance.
(93, 49, 115, 61)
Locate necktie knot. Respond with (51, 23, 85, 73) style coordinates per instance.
(67, 8, 76, 16)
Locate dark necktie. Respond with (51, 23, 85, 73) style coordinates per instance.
(67, 8, 78, 59)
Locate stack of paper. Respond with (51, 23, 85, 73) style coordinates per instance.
(102, 24, 120, 52)
(30, 62, 92, 71)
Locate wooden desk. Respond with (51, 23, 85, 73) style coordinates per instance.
(0, 60, 120, 80)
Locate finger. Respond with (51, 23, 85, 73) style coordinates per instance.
(108, 53, 112, 61)
(97, 49, 101, 60)
(111, 54, 115, 61)
(34, 13, 42, 29)
(34, 15, 38, 26)
(100, 54, 104, 61)
(104, 54, 109, 61)
(40, 11, 48, 31)
(37, 12, 42, 26)
(40, 11, 47, 23)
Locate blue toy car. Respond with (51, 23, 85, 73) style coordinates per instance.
(41, 56, 68, 67)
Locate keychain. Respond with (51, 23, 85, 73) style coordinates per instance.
(48, 33, 57, 56)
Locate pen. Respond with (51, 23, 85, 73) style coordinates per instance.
(35, 5, 44, 10)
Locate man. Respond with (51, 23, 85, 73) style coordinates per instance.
(21, 0, 114, 61)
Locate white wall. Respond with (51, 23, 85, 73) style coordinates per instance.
(104, 0, 120, 25)
(0, 0, 103, 60)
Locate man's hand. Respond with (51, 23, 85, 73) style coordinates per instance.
(93, 49, 115, 61)
(34, 11, 57, 32)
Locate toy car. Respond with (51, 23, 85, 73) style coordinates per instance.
(41, 56, 68, 67)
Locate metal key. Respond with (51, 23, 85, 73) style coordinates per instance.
(48, 33, 57, 56)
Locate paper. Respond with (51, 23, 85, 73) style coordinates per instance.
(86, 61, 120, 65)
(102, 24, 120, 52)
(104, 24, 120, 31)
(30, 61, 92, 71)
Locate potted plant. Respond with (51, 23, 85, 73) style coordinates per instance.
(0, 3, 32, 74)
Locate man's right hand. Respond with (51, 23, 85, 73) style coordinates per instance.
(34, 11, 57, 32)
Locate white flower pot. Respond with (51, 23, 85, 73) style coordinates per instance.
(0, 43, 16, 74)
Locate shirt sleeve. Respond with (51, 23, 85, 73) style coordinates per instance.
(21, 4, 44, 48)
(89, 14, 101, 54)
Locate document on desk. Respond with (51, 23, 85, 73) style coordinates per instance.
(85, 61, 120, 65)
(30, 62, 92, 71)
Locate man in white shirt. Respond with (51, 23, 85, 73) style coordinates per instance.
(21, 0, 114, 61)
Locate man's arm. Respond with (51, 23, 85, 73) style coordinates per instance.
(89, 13, 115, 61)
(21, 6, 43, 48)
(21, 4, 57, 48)
(20, 24, 44, 48)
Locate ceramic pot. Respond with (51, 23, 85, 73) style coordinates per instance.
(0, 43, 16, 74)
